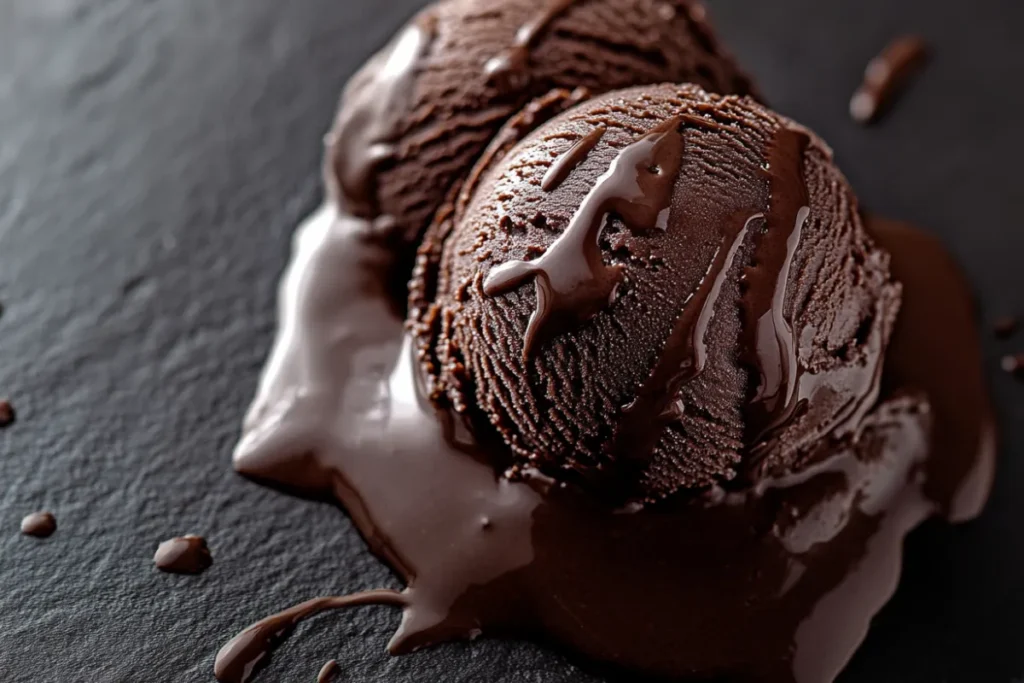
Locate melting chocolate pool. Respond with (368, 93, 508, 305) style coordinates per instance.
(219, 207, 994, 683)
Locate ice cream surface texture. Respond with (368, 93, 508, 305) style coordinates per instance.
(412, 84, 901, 501)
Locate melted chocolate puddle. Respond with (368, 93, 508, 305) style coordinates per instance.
(226, 205, 994, 682)
(866, 215, 997, 520)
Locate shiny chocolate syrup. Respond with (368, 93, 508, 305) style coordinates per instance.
(219, 198, 994, 682)
(154, 535, 213, 575)
(541, 125, 606, 192)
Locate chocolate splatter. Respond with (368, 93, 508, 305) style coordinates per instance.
(316, 659, 339, 683)
(0, 400, 15, 428)
(154, 535, 213, 575)
(850, 36, 929, 124)
(20, 511, 57, 538)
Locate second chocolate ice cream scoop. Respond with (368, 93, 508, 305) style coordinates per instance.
(325, 0, 756, 245)
(411, 84, 901, 500)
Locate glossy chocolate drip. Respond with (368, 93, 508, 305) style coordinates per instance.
(483, 118, 684, 357)
(743, 127, 811, 444)
(485, 0, 579, 91)
(154, 535, 213, 575)
(316, 660, 339, 683)
(541, 126, 606, 192)
(227, 204, 994, 682)
(214, 590, 407, 683)
(850, 36, 929, 124)
(614, 212, 758, 469)
(20, 511, 56, 538)
(326, 13, 436, 224)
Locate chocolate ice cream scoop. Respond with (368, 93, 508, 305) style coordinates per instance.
(325, 0, 756, 244)
(411, 84, 900, 500)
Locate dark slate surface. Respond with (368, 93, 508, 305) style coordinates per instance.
(0, 0, 1021, 681)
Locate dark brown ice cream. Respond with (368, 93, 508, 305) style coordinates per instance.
(411, 84, 901, 500)
(324, 0, 757, 245)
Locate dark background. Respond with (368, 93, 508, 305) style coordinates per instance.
(0, 0, 1021, 681)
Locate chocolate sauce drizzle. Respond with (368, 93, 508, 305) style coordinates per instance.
(326, 13, 436, 225)
(850, 36, 929, 125)
(214, 590, 406, 683)
(614, 212, 759, 466)
(483, 118, 684, 357)
(743, 127, 811, 442)
(225, 204, 994, 682)
(541, 126, 606, 192)
(485, 0, 579, 91)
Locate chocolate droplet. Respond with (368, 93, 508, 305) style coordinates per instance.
(21, 511, 57, 538)
(154, 535, 213, 575)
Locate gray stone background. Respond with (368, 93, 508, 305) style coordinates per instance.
(0, 0, 1021, 680)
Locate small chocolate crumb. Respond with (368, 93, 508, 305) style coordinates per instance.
(1002, 353, 1024, 377)
(317, 660, 339, 683)
(851, 35, 929, 124)
(0, 400, 15, 428)
(994, 316, 1019, 339)
(154, 535, 213, 574)
(21, 511, 57, 538)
